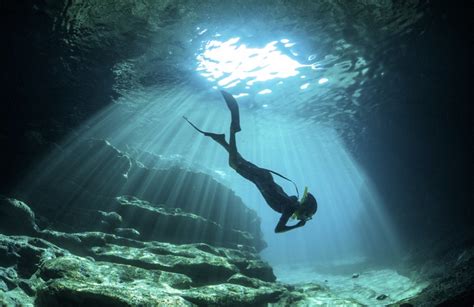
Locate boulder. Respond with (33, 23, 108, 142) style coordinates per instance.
(0, 196, 39, 236)
(238, 259, 277, 283)
(220, 248, 276, 282)
(0, 235, 66, 280)
(113, 227, 140, 239)
(0, 287, 34, 307)
(227, 273, 278, 289)
(181, 283, 284, 306)
(35, 255, 192, 307)
(90, 243, 239, 285)
(0, 233, 68, 306)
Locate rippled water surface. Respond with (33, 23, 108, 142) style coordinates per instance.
(48, 0, 424, 147)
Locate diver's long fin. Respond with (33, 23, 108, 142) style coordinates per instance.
(183, 116, 207, 134)
(221, 90, 241, 132)
(183, 116, 226, 144)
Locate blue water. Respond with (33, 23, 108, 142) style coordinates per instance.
(32, 2, 418, 268)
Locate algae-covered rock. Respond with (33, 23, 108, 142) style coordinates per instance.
(35, 254, 193, 306)
(36, 282, 192, 307)
(221, 248, 276, 282)
(114, 227, 141, 239)
(238, 259, 277, 282)
(0, 234, 68, 306)
(0, 235, 66, 279)
(0, 197, 281, 306)
(0, 287, 34, 307)
(271, 282, 361, 306)
(181, 283, 285, 306)
(38, 255, 192, 290)
(39, 228, 277, 285)
(90, 243, 239, 285)
(32, 253, 290, 307)
(227, 273, 281, 289)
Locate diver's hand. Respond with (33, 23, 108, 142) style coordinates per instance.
(296, 219, 306, 227)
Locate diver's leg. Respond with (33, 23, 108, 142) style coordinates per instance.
(183, 116, 229, 152)
(221, 91, 241, 133)
(224, 117, 278, 196)
(228, 126, 242, 170)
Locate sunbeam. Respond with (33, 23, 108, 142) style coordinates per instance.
(18, 86, 400, 268)
(3, 2, 471, 305)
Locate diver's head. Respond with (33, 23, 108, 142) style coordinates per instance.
(293, 188, 318, 221)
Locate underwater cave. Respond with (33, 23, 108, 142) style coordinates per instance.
(0, 1, 473, 306)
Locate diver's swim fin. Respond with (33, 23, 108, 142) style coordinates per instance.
(182, 116, 226, 144)
(220, 90, 241, 133)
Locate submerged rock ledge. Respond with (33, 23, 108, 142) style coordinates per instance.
(16, 139, 266, 252)
(0, 197, 357, 306)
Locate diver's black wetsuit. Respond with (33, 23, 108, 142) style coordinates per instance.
(184, 91, 305, 233)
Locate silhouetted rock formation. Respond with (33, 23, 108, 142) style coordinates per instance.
(16, 139, 266, 252)
(0, 196, 39, 236)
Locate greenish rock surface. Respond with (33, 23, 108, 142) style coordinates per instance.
(114, 227, 141, 239)
(0, 199, 289, 306)
(36, 255, 193, 307)
(1, 194, 472, 307)
(181, 283, 285, 306)
(0, 287, 34, 307)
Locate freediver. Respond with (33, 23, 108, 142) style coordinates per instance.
(183, 91, 317, 233)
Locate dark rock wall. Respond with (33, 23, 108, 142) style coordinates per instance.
(13, 139, 266, 251)
(1, 1, 122, 192)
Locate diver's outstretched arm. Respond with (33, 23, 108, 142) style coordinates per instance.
(275, 214, 306, 233)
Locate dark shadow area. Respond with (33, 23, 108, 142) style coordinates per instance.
(1, 1, 123, 192)
(354, 2, 472, 251)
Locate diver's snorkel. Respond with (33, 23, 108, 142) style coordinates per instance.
(300, 186, 309, 204)
(299, 187, 315, 221)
